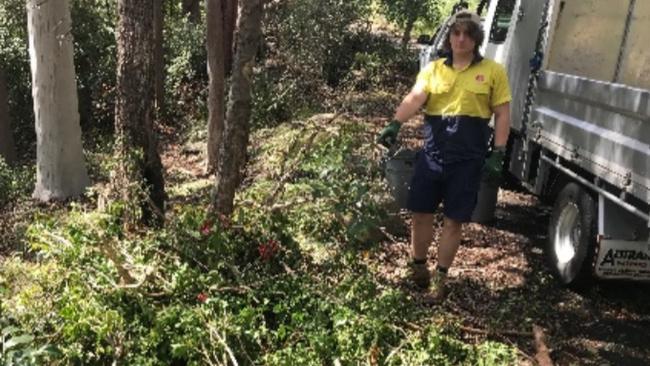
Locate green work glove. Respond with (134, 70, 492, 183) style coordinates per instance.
(483, 148, 505, 182)
(377, 120, 401, 148)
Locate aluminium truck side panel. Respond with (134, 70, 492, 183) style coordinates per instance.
(526, 0, 650, 206)
(531, 71, 650, 203)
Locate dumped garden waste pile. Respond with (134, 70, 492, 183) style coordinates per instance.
(1, 117, 518, 365)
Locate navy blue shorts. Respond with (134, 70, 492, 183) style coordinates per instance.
(406, 153, 484, 222)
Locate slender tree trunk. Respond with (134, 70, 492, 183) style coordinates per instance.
(223, 0, 238, 74)
(206, 0, 225, 173)
(26, 0, 89, 201)
(401, 0, 418, 49)
(153, 0, 165, 117)
(0, 68, 16, 165)
(212, 0, 263, 215)
(182, 0, 201, 23)
(401, 21, 413, 49)
(115, 0, 165, 226)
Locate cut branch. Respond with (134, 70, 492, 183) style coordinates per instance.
(533, 325, 554, 366)
(459, 325, 533, 338)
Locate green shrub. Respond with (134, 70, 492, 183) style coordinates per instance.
(0, 158, 33, 206)
(0, 0, 32, 150)
(1, 119, 518, 365)
(164, 13, 208, 122)
(252, 0, 373, 128)
(70, 0, 118, 132)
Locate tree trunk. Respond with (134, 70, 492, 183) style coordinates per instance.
(182, 0, 201, 23)
(223, 0, 238, 74)
(115, 0, 165, 226)
(206, 0, 225, 173)
(153, 0, 165, 117)
(401, 14, 417, 49)
(26, 0, 89, 201)
(0, 68, 16, 165)
(401, 0, 418, 49)
(212, 0, 263, 215)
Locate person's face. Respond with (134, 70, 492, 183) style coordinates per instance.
(449, 23, 477, 56)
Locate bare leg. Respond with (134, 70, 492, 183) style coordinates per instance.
(437, 216, 463, 268)
(411, 213, 435, 261)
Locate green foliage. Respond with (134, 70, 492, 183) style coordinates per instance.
(0, 119, 518, 364)
(377, 0, 484, 39)
(1, 325, 58, 366)
(254, 0, 376, 127)
(0, 0, 32, 149)
(70, 0, 117, 131)
(253, 0, 426, 129)
(240, 120, 391, 251)
(378, 0, 445, 35)
(266, 0, 372, 82)
(341, 32, 420, 91)
(164, 13, 208, 120)
(0, 157, 34, 206)
(0, 257, 62, 365)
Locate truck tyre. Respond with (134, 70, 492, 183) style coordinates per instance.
(547, 183, 597, 286)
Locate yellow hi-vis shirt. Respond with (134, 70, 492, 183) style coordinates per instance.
(414, 56, 512, 165)
(416, 57, 512, 117)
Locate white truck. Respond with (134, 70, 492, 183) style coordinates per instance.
(420, 0, 650, 286)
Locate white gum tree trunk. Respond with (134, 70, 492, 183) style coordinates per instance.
(27, 0, 89, 201)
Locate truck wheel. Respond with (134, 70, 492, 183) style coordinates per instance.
(547, 183, 597, 286)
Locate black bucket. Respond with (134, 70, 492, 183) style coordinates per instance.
(384, 148, 417, 209)
(470, 172, 500, 223)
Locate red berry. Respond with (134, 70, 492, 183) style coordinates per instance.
(197, 292, 208, 303)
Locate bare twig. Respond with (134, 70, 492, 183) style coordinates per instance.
(207, 325, 238, 366)
(385, 339, 408, 364)
(502, 336, 537, 364)
(379, 227, 401, 244)
(99, 242, 137, 285)
(459, 325, 533, 338)
(210, 285, 253, 294)
(459, 323, 540, 364)
(218, 331, 239, 366)
(280, 260, 296, 276)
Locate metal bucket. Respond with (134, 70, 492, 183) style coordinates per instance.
(384, 148, 417, 209)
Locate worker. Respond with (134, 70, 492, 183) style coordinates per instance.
(377, 9, 511, 302)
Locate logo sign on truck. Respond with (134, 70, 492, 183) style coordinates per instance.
(595, 240, 650, 281)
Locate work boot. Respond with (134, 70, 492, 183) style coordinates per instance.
(426, 270, 448, 303)
(407, 261, 430, 289)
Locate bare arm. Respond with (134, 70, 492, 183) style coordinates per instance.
(393, 83, 428, 123)
(492, 102, 510, 148)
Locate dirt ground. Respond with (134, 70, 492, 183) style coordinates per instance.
(367, 119, 650, 365)
(372, 185, 650, 366)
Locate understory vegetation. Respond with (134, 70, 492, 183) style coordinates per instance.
(1, 120, 516, 365)
(1, 0, 519, 364)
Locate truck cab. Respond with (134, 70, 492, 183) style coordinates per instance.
(420, 0, 650, 286)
